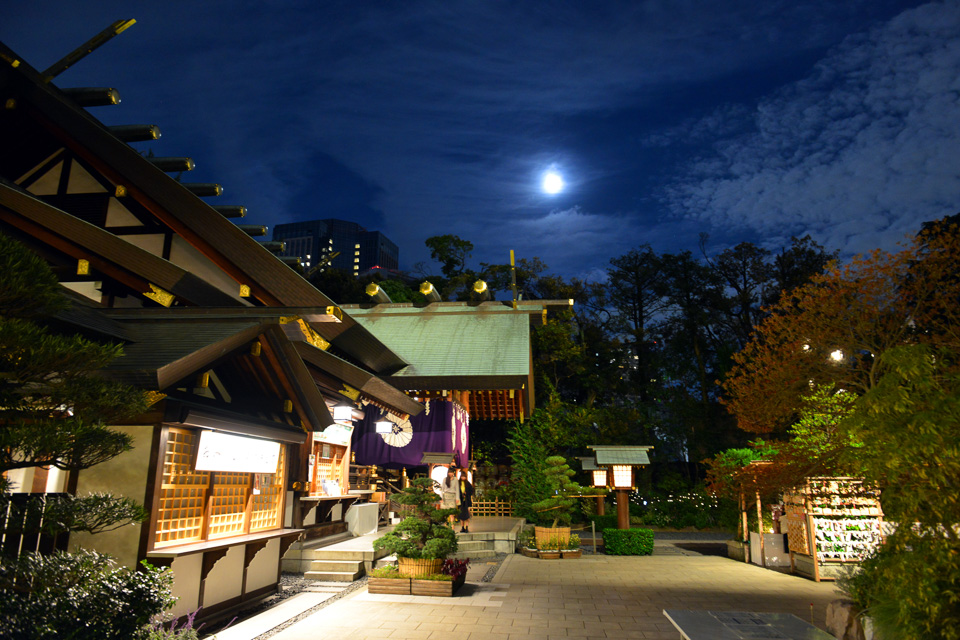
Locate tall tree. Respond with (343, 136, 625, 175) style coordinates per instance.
(607, 245, 667, 401)
(0, 233, 169, 638)
(425, 234, 473, 278)
(770, 235, 838, 301)
(704, 239, 772, 350)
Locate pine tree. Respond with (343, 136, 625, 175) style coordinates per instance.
(0, 233, 170, 638)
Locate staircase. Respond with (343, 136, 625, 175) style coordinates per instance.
(290, 533, 391, 582)
(450, 527, 518, 560)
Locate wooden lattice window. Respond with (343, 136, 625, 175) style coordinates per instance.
(155, 428, 210, 547)
(154, 428, 287, 548)
(250, 446, 286, 532)
(207, 471, 250, 539)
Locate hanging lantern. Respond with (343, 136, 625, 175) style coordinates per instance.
(611, 465, 633, 489)
(375, 420, 392, 434)
(333, 405, 353, 422)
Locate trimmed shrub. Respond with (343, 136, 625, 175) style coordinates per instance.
(0, 550, 173, 639)
(602, 528, 654, 556)
(588, 514, 618, 530)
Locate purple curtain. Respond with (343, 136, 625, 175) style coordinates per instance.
(352, 400, 469, 468)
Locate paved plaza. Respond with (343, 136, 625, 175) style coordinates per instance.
(260, 552, 840, 640)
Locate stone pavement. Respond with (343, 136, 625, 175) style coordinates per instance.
(261, 552, 841, 640)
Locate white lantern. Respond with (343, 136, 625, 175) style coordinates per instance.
(592, 469, 607, 488)
(611, 465, 633, 489)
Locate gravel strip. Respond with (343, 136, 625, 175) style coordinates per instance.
(480, 553, 507, 582)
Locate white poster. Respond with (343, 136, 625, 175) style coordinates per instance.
(313, 423, 354, 446)
(195, 430, 280, 473)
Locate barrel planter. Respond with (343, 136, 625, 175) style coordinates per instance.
(534, 526, 570, 550)
(398, 557, 443, 577)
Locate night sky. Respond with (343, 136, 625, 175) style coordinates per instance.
(3, 1, 958, 281)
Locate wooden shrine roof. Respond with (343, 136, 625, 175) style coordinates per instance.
(0, 41, 406, 375)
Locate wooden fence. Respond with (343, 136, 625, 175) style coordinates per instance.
(469, 499, 514, 517)
(0, 493, 70, 559)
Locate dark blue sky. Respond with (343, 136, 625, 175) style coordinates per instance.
(4, 1, 958, 280)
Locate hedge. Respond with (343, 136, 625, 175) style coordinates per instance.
(587, 514, 618, 530)
(602, 528, 654, 555)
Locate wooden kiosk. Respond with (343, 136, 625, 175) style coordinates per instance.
(783, 477, 884, 581)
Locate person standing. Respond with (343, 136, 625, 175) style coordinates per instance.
(458, 468, 474, 533)
(440, 466, 460, 527)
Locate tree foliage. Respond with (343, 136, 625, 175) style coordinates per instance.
(0, 551, 173, 640)
(0, 238, 148, 480)
(372, 477, 458, 559)
(529, 456, 603, 528)
(0, 233, 167, 635)
(839, 344, 960, 639)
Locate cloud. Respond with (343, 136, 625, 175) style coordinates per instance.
(665, 2, 960, 257)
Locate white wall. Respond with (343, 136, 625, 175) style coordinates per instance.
(168, 554, 202, 618)
(245, 539, 280, 594)
(203, 545, 245, 610)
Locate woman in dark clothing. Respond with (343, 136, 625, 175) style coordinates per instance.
(458, 468, 474, 533)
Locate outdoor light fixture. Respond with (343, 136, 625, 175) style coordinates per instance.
(472, 279, 491, 301)
(830, 349, 844, 362)
(611, 465, 632, 489)
(333, 405, 353, 422)
(420, 281, 442, 303)
(375, 420, 392, 434)
(592, 469, 607, 488)
(365, 283, 393, 304)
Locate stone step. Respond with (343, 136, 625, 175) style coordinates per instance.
(301, 548, 368, 561)
(451, 549, 497, 559)
(309, 559, 364, 573)
(456, 540, 494, 551)
(304, 568, 364, 582)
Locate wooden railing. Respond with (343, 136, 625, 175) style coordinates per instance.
(469, 499, 515, 517)
(0, 493, 70, 559)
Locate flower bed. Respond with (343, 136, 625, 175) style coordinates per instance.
(367, 559, 469, 596)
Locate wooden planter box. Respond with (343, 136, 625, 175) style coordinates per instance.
(520, 547, 538, 558)
(410, 574, 466, 597)
(538, 550, 561, 559)
(368, 577, 411, 594)
(561, 549, 581, 559)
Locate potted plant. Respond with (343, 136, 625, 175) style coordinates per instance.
(517, 527, 538, 557)
(373, 477, 459, 577)
(537, 534, 561, 559)
(562, 534, 582, 559)
(530, 456, 605, 549)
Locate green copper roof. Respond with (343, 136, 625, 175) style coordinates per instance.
(347, 310, 530, 383)
(589, 445, 653, 466)
(578, 456, 600, 471)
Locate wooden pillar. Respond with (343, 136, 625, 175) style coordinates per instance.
(596, 495, 605, 516)
(756, 490, 766, 568)
(616, 489, 630, 530)
(740, 490, 748, 542)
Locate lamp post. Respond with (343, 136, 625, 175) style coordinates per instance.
(587, 445, 654, 530)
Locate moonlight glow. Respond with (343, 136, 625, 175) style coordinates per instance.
(542, 171, 564, 194)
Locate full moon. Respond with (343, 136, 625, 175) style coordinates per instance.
(542, 171, 564, 194)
